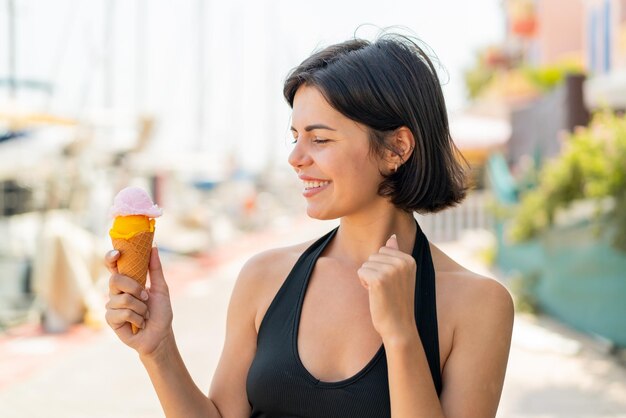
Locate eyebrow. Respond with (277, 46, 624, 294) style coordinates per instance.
(290, 123, 337, 132)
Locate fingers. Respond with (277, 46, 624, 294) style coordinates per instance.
(106, 273, 150, 334)
(366, 253, 401, 266)
(147, 247, 168, 292)
(360, 260, 395, 274)
(105, 304, 147, 331)
(105, 291, 149, 332)
(106, 292, 149, 318)
(385, 234, 399, 250)
(104, 250, 120, 274)
(109, 273, 149, 301)
(357, 265, 379, 289)
(358, 253, 416, 290)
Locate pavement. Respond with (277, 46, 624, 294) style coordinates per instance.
(1, 216, 625, 418)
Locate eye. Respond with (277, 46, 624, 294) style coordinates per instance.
(290, 137, 329, 144)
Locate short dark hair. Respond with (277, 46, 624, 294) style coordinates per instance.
(283, 33, 468, 213)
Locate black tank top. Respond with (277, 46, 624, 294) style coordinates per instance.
(246, 220, 442, 417)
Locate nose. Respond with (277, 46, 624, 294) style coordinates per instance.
(288, 140, 313, 170)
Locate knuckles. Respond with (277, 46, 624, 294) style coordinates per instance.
(121, 310, 134, 321)
(109, 274, 122, 288)
(109, 274, 140, 295)
(359, 247, 417, 286)
(104, 311, 114, 325)
(375, 248, 415, 265)
(360, 260, 415, 282)
(379, 264, 395, 275)
(121, 293, 136, 306)
(108, 292, 146, 312)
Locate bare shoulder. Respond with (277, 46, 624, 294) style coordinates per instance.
(233, 237, 319, 332)
(437, 268, 514, 326)
(430, 246, 515, 416)
(444, 270, 514, 321)
(237, 238, 316, 288)
(431, 245, 514, 337)
(210, 237, 319, 417)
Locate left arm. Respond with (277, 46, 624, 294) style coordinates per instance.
(358, 235, 514, 418)
(385, 329, 443, 417)
(385, 278, 514, 418)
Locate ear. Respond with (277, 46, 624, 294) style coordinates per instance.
(384, 127, 415, 172)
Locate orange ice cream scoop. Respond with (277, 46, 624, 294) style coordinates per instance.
(109, 215, 155, 240)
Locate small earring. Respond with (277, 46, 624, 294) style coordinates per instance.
(394, 163, 398, 172)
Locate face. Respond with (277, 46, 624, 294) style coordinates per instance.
(288, 85, 389, 220)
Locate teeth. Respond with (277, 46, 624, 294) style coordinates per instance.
(303, 180, 330, 190)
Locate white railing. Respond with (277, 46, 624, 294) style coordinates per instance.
(416, 190, 494, 243)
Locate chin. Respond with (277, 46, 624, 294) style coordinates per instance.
(305, 205, 338, 221)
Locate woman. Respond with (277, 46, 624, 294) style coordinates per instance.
(105, 33, 514, 418)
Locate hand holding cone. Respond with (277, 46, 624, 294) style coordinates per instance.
(109, 187, 163, 334)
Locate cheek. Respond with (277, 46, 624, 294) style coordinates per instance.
(338, 153, 382, 191)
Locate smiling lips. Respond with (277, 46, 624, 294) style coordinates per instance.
(299, 177, 331, 197)
(303, 180, 331, 190)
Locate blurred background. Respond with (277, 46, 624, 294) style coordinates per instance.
(1, 0, 625, 417)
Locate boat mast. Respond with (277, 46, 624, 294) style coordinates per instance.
(103, 0, 115, 109)
(195, 0, 206, 152)
(7, 0, 16, 100)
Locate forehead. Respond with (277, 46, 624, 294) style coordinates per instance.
(291, 85, 345, 128)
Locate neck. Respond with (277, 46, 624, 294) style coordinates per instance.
(328, 204, 417, 268)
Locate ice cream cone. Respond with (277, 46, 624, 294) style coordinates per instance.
(112, 231, 154, 334)
(112, 231, 154, 286)
(109, 187, 163, 335)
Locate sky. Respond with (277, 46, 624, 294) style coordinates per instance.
(0, 0, 505, 174)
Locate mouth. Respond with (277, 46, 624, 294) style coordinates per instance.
(302, 180, 331, 190)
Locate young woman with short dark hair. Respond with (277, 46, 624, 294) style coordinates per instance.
(105, 32, 514, 418)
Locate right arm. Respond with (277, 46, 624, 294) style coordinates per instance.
(105, 247, 266, 418)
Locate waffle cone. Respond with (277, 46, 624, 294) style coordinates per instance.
(111, 231, 154, 334)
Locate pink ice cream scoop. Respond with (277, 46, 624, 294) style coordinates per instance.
(109, 186, 163, 218)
